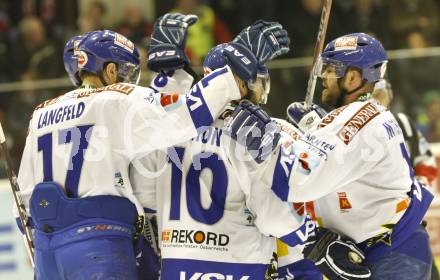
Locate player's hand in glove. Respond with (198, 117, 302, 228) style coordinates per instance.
(303, 227, 371, 280)
(233, 20, 290, 64)
(148, 13, 198, 72)
(224, 100, 281, 163)
(286, 102, 327, 132)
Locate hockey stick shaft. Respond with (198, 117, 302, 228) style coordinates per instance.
(0, 122, 35, 267)
(304, 0, 333, 109)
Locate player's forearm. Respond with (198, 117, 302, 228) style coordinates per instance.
(149, 69, 195, 94)
(129, 65, 241, 155)
(182, 65, 240, 130)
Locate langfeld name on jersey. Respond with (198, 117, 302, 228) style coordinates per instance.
(37, 101, 85, 129)
(180, 272, 250, 280)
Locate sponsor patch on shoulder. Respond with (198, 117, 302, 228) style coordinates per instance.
(76, 83, 136, 98)
(317, 105, 348, 129)
(337, 102, 380, 144)
(334, 36, 358, 51)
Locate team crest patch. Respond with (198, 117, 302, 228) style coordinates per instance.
(334, 36, 358, 51)
(77, 51, 88, 68)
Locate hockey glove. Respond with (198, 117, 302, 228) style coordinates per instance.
(286, 102, 327, 132)
(233, 20, 290, 64)
(148, 13, 198, 72)
(134, 235, 160, 278)
(224, 100, 281, 163)
(303, 227, 371, 280)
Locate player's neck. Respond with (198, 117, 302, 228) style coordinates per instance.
(81, 76, 104, 88)
(79, 84, 97, 89)
(342, 84, 374, 105)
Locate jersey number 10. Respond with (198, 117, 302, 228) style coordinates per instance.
(169, 147, 228, 225)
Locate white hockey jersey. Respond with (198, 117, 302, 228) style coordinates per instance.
(262, 98, 433, 247)
(130, 93, 311, 279)
(16, 66, 240, 218)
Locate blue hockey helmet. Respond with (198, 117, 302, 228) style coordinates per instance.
(203, 43, 271, 104)
(203, 43, 228, 74)
(63, 33, 87, 87)
(317, 33, 388, 83)
(76, 30, 141, 85)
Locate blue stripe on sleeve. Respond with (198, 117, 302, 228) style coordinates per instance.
(271, 149, 294, 201)
(0, 262, 16, 271)
(0, 244, 13, 252)
(279, 215, 315, 247)
(0, 224, 13, 234)
(185, 68, 228, 130)
(185, 84, 213, 130)
(279, 228, 306, 248)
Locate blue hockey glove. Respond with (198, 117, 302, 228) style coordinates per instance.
(224, 100, 281, 163)
(148, 13, 198, 72)
(134, 235, 160, 278)
(303, 227, 371, 280)
(233, 20, 290, 64)
(286, 102, 327, 131)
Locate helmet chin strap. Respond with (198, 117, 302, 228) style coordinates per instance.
(335, 78, 366, 108)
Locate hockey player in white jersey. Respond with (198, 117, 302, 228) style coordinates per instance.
(372, 80, 438, 189)
(129, 21, 315, 279)
(59, 14, 204, 279)
(372, 79, 439, 280)
(227, 33, 434, 280)
(131, 21, 371, 280)
(15, 25, 257, 279)
(62, 29, 163, 279)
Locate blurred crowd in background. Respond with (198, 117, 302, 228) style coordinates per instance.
(0, 0, 439, 171)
